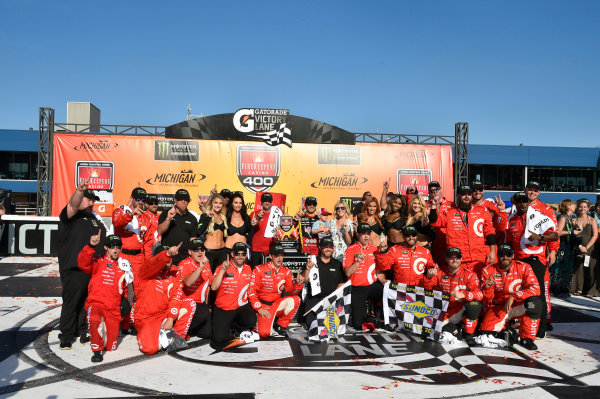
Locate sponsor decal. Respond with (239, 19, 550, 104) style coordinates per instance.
(317, 145, 361, 165)
(233, 108, 292, 147)
(397, 168, 433, 196)
(320, 305, 341, 339)
(339, 196, 362, 215)
(237, 145, 280, 193)
(145, 169, 206, 187)
(401, 300, 440, 319)
(279, 216, 294, 232)
(154, 140, 200, 161)
(73, 139, 119, 152)
(76, 161, 114, 191)
(310, 173, 368, 190)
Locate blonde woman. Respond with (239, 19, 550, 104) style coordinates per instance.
(405, 194, 436, 248)
(326, 200, 355, 261)
(572, 199, 598, 297)
(197, 194, 229, 272)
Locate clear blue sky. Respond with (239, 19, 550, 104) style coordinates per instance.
(1, 0, 598, 146)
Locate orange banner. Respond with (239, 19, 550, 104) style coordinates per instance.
(51, 134, 454, 216)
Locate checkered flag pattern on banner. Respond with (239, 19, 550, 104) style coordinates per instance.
(247, 123, 292, 148)
(306, 281, 352, 341)
(383, 282, 450, 341)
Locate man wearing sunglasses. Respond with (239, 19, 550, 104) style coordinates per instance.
(480, 244, 543, 350)
(471, 180, 508, 238)
(377, 225, 436, 286)
(211, 242, 257, 349)
(294, 196, 320, 256)
(142, 194, 161, 262)
(112, 187, 149, 272)
(423, 247, 483, 346)
(505, 191, 558, 339)
(174, 239, 213, 339)
(431, 185, 496, 277)
(427, 181, 454, 266)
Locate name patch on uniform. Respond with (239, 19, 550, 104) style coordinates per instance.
(442, 275, 450, 279)
(329, 268, 336, 272)
(494, 273, 502, 277)
(106, 263, 113, 268)
(454, 213, 460, 217)
(226, 273, 234, 277)
(401, 250, 408, 254)
(264, 270, 271, 275)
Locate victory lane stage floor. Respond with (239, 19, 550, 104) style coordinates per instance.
(1, 257, 599, 399)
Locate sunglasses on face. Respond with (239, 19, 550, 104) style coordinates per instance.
(147, 201, 158, 205)
(499, 253, 514, 258)
(407, 189, 415, 193)
(135, 198, 145, 202)
(473, 188, 484, 192)
(335, 206, 346, 211)
(233, 252, 246, 257)
(429, 188, 440, 192)
(107, 244, 122, 249)
(404, 233, 418, 237)
(191, 247, 205, 252)
(447, 255, 461, 260)
(306, 202, 317, 206)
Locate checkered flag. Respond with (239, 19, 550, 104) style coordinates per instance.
(306, 281, 352, 341)
(248, 123, 292, 148)
(383, 282, 450, 341)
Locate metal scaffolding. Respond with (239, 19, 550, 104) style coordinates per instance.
(354, 133, 454, 145)
(454, 122, 469, 189)
(37, 108, 54, 216)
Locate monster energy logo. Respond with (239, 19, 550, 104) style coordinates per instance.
(154, 140, 200, 161)
(317, 145, 360, 165)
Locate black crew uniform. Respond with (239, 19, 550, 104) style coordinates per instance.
(158, 210, 198, 265)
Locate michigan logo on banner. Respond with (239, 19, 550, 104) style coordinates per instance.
(383, 282, 450, 340)
(306, 281, 352, 341)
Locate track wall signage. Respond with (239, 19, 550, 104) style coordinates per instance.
(51, 134, 454, 216)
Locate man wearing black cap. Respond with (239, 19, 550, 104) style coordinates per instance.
(431, 185, 496, 277)
(344, 223, 385, 329)
(471, 180, 508, 238)
(210, 242, 257, 349)
(377, 225, 436, 286)
(423, 247, 483, 345)
(219, 189, 232, 206)
(78, 233, 133, 362)
(58, 178, 107, 349)
(297, 237, 346, 339)
(248, 243, 303, 338)
(250, 192, 274, 266)
(294, 196, 320, 256)
(157, 188, 198, 265)
(427, 181, 454, 266)
(480, 244, 543, 350)
(142, 194, 161, 261)
(505, 191, 558, 338)
(112, 187, 148, 274)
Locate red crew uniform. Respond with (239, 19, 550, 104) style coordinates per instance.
(133, 252, 195, 355)
(376, 243, 435, 285)
(423, 266, 483, 334)
(250, 210, 272, 263)
(176, 257, 213, 304)
(480, 260, 542, 340)
(142, 210, 160, 262)
(112, 206, 148, 271)
(476, 199, 508, 233)
(428, 199, 454, 266)
(78, 245, 130, 352)
(248, 262, 303, 338)
(431, 204, 495, 276)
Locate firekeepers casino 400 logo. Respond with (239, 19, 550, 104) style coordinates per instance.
(237, 145, 280, 193)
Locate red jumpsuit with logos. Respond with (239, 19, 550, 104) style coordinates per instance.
(423, 266, 483, 334)
(142, 210, 160, 262)
(112, 206, 148, 270)
(476, 199, 508, 237)
(78, 245, 130, 352)
(174, 257, 213, 338)
(248, 262, 303, 338)
(376, 243, 436, 286)
(133, 251, 195, 355)
(428, 199, 454, 267)
(529, 199, 559, 322)
(480, 260, 541, 340)
(431, 204, 496, 277)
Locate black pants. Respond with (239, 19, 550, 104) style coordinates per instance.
(206, 248, 229, 273)
(59, 268, 90, 342)
(350, 281, 384, 329)
(251, 251, 266, 268)
(523, 256, 548, 334)
(211, 303, 257, 349)
(188, 303, 212, 338)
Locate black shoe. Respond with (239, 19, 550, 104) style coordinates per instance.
(79, 332, 90, 344)
(91, 351, 104, 362)
(463, 333, 476, 346)
(520, 338, 538, 350)
(546, 323, 553, 332)
(272, 325, 287, 337)
(536, 329, 546, 339)
(59, 341, 72, 350)
(121, 327, 137, 336)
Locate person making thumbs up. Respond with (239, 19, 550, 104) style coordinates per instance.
(157, 188, 199, 266)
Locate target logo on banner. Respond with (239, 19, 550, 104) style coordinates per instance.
(237, 145, 280, 193)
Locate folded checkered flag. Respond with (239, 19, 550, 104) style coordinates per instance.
(306, 281, 352, 341)
(383, 282, 450, 341)
(248, 123, 292, 148)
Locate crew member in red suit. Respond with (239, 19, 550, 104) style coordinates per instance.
(211, 242, 257, 349)
(426, 181, 454, 267)
(505, 191, 558, 338)
(293, 196, 319, 256)
(423, 247, 483, 345)
(479, 244, 543, 350)
(376, 225, 436, 286)
(248, 243, 303, 338)
(174, 238, 212, 338)
(431, 185, 497, 277)
(78, 233, 134, 362)
(344, 223, 385, 330)
(471, 180, 508, 239)
(142, 194, 161, 262)
(133, 242, 196, 355)
(525, 181, 559, 327)
(250, 192, 274, 267)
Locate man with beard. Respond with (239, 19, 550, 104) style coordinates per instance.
(250, 192, 274, 266)
(58, 178, 106, 349)
(211, 242, 257, 349)
(431, 185, 496, 277)
(423, 247, 483, 345)
(297, 237, 346, 340)
(480, 244, 543, 350)
(157, 189, 198, 266)
(294, 196, 320, 255)
(376, 225, 436, 286)
(505, 191, 558, 338)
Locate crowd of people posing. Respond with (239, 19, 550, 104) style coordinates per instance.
(56, 177, 599, 363)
